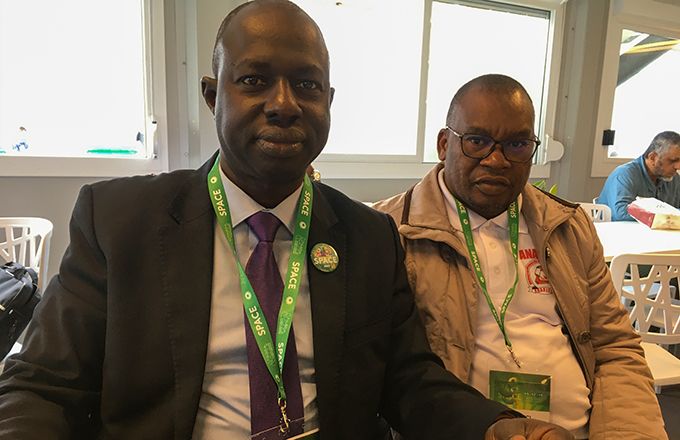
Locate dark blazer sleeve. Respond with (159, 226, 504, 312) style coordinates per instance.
(378, 214, 510, 439)
(0, 185, 105, 439)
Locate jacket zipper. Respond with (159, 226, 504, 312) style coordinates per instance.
(541, 229, 593, 389)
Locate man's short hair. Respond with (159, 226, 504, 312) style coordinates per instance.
(643, 131, 680, 158)
(211, 1, 251, 77)
(211, 0, 327, 77)
(446, 74, 534, 125)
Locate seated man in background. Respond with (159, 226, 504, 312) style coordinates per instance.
(0, 2, 574, 439)
(374, 74, 667, 440)
(597, 131, 680, 221)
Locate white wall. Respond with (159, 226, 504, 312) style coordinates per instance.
(550, 0, 610, 203)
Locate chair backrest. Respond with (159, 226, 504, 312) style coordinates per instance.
(610, 253, 680, 345)
(579, 202, 612, 222)
(0, 218, 53, 290)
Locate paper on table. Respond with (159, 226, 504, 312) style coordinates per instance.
(628, 197, 680, 230)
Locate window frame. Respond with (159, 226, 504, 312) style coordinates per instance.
(590, 0, 680, 177)
(0, 0, 169, 178)
(314, 0, 566, 180)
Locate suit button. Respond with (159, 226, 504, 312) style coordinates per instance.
(577, 331, 591, 343)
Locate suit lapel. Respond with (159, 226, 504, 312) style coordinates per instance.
(307, 184, 346, 431)
(158, 168, 347, 436)
(158, 153, 217, 439)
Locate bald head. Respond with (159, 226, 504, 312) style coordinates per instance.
(212, 0, 328, 77)
(446, 74, 534, 126)
(200, 0, 333, 208)
(437, 73, 536, 219)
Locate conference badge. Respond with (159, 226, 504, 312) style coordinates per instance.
(310, 243, 339, 273)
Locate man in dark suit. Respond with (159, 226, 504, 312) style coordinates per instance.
(0, 1, 573, 439)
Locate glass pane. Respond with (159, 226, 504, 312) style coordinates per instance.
(0, 0, 147, 158)
(423, 1, 550, 162)
(608, 30, 680, 159)
(294, 0, 423, 156)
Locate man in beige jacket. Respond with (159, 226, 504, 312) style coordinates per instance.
(374, 74, 667, 440)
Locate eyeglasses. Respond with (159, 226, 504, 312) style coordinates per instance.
(446, 127, 540, 163)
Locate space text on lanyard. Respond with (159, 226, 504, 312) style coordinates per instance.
(207, 156, 313, 433)
(454, 198, 522, 368)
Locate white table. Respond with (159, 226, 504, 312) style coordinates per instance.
(594, 221, 680, 262)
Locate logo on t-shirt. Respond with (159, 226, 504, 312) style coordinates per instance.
(519, 248, 553, 295)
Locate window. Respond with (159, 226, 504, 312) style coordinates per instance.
(609, 30, 680, 159)
(0, 0, 168, 177)
(297, 0, 424, 157)
(293, 0, 565, 179)
(591, 0, 680, 177)
(423, 1, 552, 162)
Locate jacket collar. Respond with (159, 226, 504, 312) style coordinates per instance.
(161, 158, 344, 437)
(303, 182, 345, 433)
(400, 163, 578, 248)
(402, 163, 453, 234)
(521, 183, 578, 246)
(158, 151, 218, 439)
(436, 168, 528, 234)
(167, 151, 217, 225)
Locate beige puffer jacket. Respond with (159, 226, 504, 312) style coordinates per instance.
(374, 164, 667, 440)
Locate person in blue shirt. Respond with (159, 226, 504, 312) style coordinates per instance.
(597, 131, 680, 221)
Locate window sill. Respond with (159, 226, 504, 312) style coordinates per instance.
(0, 155, 169, 178)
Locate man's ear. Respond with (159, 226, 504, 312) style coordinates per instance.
(436, 128, 449, 162)
(329, 87, 335, 105)
(201, 76, 218, 114)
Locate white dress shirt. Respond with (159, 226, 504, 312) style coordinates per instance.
(192, 169, 318, 439)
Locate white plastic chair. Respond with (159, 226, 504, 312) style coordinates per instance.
(610, 253, 680, 391)
(579, 202, 612, 222)
(0, 217, 53, 290)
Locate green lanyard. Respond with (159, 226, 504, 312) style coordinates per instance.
(454, 199, 522, 368)
(207, 156, 313, 428)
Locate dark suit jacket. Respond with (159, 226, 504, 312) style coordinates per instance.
(0, 154, 509, 439)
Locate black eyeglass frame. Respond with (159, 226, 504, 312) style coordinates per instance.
(446, 126, 540, 163)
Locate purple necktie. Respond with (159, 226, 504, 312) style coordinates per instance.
(245, 212, 304, 439)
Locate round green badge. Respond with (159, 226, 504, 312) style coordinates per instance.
(310, 243, 339, 273)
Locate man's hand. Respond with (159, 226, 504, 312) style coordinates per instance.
(484, 418, 575, 440)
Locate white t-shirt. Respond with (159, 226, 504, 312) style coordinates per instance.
(438, 171, 590, 438)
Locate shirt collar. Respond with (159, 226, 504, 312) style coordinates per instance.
(636, 155, 657, 187)
(219, 166, 302, 235)
(635, 154, 677, 188)
(437, 168, 527, 233)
